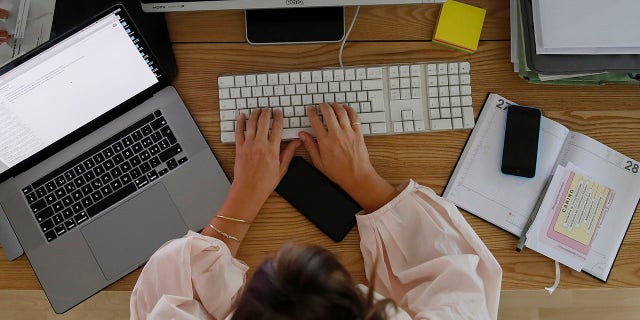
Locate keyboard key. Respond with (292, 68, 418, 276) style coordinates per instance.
(45, 181, 56, 193)
(141, 125, 153, 136)
(73, 176, 86, 188)
(166, 159, 179, 170)
(131, 130, 143, 142)
(140, 162, 152, 174)
(55, 176, 66, 187)
(64, 183, 76, 194)
(30, 199, 47, 213)
(40, 219, 54, 233)
(159, 168, 169, 176)
(121, 173, 132, 185)
(74, 211, 89, 224)
(91, 191, 103, 202)
(150, 117, 167, 130)
(93, 153, 105, 164)
(178, 157, 188, 165)
(25, 192, 38, 204)
(83, 170, 96, 183)
(55, 224, 66, 236)
(35, 186, 47, 198)
(61, 208, 74, 220)
(113, 154, 125, 166)
(131, 142, 143, 154)
(113, 141, 124, 153)
(71, 203, 84, 214)
(147, 170, 159, 182)
(110, 179, 123, 191)
(130, 155, 142, 167)
(45, 194, 56, 205)
(52, 201, 64, 213)
(61, 195, 73, 207)
(64, 219, 77, 231)
(35, 207, 54, 223)
(149, 156, 161, 168)
(130, 168, 142, 179)
(45, 230, 57, 242)
(160, 126, 178, 145)
(82, 196, 94, 208)
(52, 214, 64, 225)
(83, 158, 95, 170)
(69, 189, 82, 202)
(159, 144, 183, 163)
(22, 185, 33, 195)
(103, 147, 115, 159)
(86, 182, 137, 217)
(94, 164, 106, 176)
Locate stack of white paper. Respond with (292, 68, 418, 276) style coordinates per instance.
(532, 0, 640, 55)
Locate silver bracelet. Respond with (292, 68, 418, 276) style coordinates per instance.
(209, 224, 241, 242)
(215, 215, 252, 224)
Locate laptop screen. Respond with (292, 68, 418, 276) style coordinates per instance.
(0, 9, 161, 178)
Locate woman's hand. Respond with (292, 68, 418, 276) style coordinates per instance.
(226, 108, 301, 220)
(298, 103, 397, 213)
(205, 108, 300, 254)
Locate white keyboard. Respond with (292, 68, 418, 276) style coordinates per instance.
(217, 61, 474, 143)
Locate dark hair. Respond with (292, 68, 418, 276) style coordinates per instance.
(231, 244, 395, 320)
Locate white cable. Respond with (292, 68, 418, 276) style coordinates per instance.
(339, 6, 361, 68)
(545, 260, 561, 295)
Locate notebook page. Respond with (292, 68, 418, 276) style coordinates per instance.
(554, 133, 640, 281)
(443, 93, 569, 236)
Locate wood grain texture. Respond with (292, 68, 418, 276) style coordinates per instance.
(1, 0, 640, 315)
(165, 1, 510, 43)
(2, 288, 640, 319)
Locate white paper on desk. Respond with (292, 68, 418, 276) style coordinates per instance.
(0, 0, 55, 66)
(532, 0, 640, 55)
(443, 93, 569, 236)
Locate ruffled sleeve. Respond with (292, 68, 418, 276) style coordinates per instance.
(357, 180, 502, 319)
(130, 231, 248, 320)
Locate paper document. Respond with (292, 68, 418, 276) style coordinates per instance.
(0, 0, 55, 66)
(532, 0, 640, 55)
(525, 163, 614, 271)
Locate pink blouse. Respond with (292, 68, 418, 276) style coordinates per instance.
(130, 180, 502, 319)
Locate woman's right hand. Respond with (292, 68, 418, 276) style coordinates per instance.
(298, 103, 398, 213)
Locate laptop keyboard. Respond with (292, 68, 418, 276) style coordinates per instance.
(21, 110, 188, 243)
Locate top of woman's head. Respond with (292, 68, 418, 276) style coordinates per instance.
(231, 244, 393, 320)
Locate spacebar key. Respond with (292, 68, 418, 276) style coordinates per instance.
(86, 183, 137, 217)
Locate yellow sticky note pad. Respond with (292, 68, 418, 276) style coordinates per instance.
(433, 1, 486, 54)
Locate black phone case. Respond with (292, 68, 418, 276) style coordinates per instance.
(276, 157, 362, 242)
(501, 105, 541, 178)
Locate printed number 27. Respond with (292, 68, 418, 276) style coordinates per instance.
(495, 99, 508, 110)
(625, 160, 639, 173)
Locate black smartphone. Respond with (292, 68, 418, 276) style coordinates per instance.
(501, 105, 542, 178)
(275, 157, 362, 242)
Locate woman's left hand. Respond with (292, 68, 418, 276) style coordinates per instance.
(230, 108, 301, 215)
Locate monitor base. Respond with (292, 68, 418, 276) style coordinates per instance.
(245, 7, 345, 45)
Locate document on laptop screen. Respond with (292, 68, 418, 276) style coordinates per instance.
(0, 12, 158, 175)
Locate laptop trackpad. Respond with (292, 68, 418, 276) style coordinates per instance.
(82, 183, 188, 280)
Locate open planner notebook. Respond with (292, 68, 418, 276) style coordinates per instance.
(443, 93, 640, 282)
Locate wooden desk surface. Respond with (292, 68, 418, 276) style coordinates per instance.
(1, 1, 640, 318)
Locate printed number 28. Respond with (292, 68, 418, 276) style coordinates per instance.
(625, 160, 639, 173)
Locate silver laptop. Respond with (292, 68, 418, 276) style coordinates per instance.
(0, 5, 230, 313)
